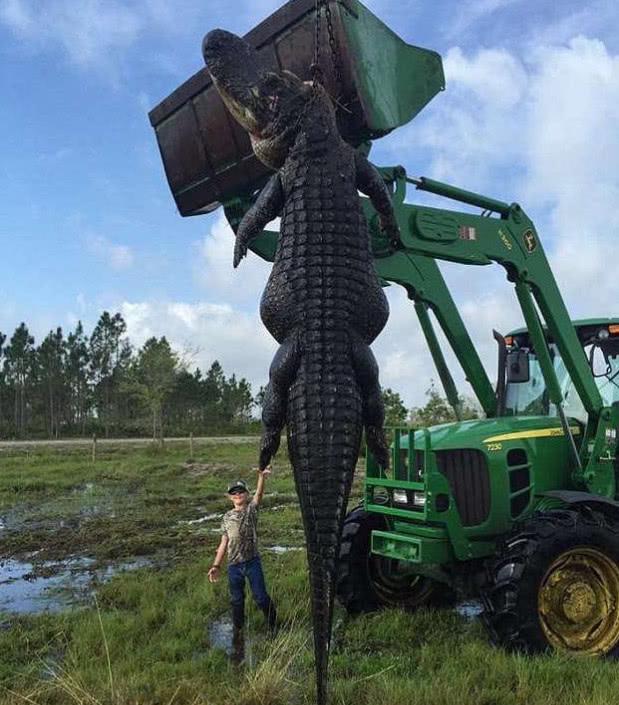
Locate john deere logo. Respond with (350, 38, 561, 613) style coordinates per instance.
(523, 229, 537, 253)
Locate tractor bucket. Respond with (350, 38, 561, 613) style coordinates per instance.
(149, 0, 444, 216)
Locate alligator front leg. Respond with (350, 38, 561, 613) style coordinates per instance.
(355, 152, 400, 248)
(233, 173, 283, 267)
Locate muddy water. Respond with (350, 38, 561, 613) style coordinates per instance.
(265, 545, 303, 554)
(456, 600, 483, 619)
(208, 616, 253, 666)
(0, 555, 152, 614)
(0, 474, 305, 618)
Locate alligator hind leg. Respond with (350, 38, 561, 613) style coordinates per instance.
(260, 331, 301, 470)
(351, 336, 390, 469)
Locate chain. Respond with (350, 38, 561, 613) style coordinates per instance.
(311, 0, 325, 86)
(323, 1, 343, 96)
(294, 1, 344, 132)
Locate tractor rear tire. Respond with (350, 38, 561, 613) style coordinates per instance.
(482, 508, 619, 656)
(336, 505, 449, 615)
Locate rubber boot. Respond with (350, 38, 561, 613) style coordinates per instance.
(232, 602, 245, 630)
(231, 625, 245, 665)
(261, 597, 278, 634)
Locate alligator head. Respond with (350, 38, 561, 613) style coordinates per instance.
(203, 29, 317, 169)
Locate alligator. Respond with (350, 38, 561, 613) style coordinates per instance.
(203, 29, 399, 704)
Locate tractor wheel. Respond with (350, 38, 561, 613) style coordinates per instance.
(336, 505, 448, 615)
(482, 508, 619, 656)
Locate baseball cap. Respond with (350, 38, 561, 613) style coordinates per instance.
(227, 479, 249, 494)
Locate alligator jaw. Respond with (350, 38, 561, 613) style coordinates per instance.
(202, 29, 264, 135)
(203, 29, 311, 168)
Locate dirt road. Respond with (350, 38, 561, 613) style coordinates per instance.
(0, 435, 259, 450)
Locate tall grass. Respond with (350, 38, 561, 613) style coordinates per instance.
(5, 442, 619, 704)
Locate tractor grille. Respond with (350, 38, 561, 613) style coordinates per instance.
(436, 449, 490, 526)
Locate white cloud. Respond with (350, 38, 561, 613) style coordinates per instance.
(86, 234, 134, 271)
(120, 299, 277, 388)
(194, 213, 275, 306)
(0, 0, 31, 33)
(529, 1, 619, 49)
(0, 0, 142, 70)
(172, 34, 619, 409)
(0, 0, 301, 75)
(445, 0, 522, 40)
(376, 36, 619, 407)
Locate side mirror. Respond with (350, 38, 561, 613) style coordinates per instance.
(589, 344, 610, 377)
(506, 349, 530, 383)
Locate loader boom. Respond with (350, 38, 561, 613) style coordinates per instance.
(223, 165, 617, 496)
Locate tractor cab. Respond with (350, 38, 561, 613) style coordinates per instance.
(502, 318, 619, 423)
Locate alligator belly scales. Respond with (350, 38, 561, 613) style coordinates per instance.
(204, 29, 398, 704)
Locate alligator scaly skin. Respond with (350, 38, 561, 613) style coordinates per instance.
(257, 95, 391, 705)
(203, 31, 396, 703)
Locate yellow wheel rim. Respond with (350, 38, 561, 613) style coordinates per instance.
(538, 547, 619, 654)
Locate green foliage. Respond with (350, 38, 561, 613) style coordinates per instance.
(382, 387, 408, 426)
(410, 381, 480, 427)
(0, 314, 258, 439)
(127, 337, 179, 440)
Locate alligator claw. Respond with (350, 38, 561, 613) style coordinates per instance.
(233, 240, 247, 268)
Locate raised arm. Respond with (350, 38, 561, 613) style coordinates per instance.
(252, 466, 271, 506)
(233, 174, 284, 267)
(355, 152, 400, 247)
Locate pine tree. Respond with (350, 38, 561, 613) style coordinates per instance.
(89, 312, 129, 437)
(131, 337, 179, 440)
(37, 327, 67, 438)
(66, 322, 91, 433)
(4, 323, 35, 438)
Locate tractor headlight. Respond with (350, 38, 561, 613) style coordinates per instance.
(393, 490, 408, 504)
(413, 492, 426, 508)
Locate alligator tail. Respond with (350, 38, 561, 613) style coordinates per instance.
(286, 331, 363, 705)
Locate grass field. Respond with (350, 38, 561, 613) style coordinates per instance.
(2, 439, 619, 705)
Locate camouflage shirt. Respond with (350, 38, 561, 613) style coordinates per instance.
(221, 501, 259, 565)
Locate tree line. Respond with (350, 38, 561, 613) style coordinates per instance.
(0, 311, 480, 440)
(0, 312, 254, 439)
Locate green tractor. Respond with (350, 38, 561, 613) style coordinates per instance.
(150, 0, 619, 656)
(339, 309, 619, 655)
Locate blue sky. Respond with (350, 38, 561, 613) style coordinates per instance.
(1, 0, 618, 406)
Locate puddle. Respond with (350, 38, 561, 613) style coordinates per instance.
(0, 496, 120, 533)
(208, 616, 250, 665)
(0, 555, 152, 614)
(266, 545, 303, 554)
(182, 513, 222, 525)
(456, 600, 483, 619)
(71, 482, 95, 494)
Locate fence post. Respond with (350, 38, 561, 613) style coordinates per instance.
(92, 433, 97, 463)
(189, 431, 194, 459)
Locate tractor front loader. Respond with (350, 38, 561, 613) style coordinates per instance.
(150, 0, 619, 656)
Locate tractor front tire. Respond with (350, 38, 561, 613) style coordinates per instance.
(336, 506, 448, 615)
(482, 508, 619, 656)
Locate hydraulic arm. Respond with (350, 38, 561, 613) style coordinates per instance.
(223, 164, 617, 495)
(223, 170, 499, 419)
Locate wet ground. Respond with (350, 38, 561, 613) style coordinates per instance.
(0, 555, 152, 614)
(208, 616, 254, 666)
(0, 468, 303, 618)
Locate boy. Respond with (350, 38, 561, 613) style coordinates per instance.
(208, 467, 277, 634)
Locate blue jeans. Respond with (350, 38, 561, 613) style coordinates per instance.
(228, 556, 270, 619)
